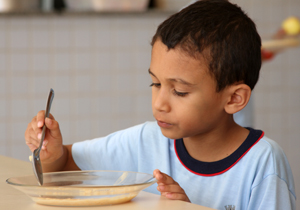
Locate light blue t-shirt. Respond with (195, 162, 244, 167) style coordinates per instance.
(72, 121, 296, 210)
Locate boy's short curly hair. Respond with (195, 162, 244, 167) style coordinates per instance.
(151, 0, 262, 92)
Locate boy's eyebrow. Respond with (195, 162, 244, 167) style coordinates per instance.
(148, 69, 195, 86)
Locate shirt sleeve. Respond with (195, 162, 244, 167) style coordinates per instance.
(71, 123, 146, 171)
(247, 174, 296, 210)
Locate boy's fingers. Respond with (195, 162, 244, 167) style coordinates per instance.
(45, 118, 61, 138)
(158, 186, 190, 202)
(36, 110, 46, 127)
(157, 183, 185, 194)
(153, 169, 190, 202)
(154, 169, 177, 185)
(165, 192, 190, 202)
(25, 125, 40, 145)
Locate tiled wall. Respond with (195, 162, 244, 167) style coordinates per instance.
(0, 0, 299, 208)
(0, 14, 165, 158)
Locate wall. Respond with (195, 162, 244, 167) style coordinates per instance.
(0, 0, 299, 208)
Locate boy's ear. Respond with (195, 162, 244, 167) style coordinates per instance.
(224, 84, 251, 114)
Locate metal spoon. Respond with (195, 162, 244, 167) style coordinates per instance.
(32, 88, 54, 186)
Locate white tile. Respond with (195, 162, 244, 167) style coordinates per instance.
(9, 17, 30, 28)
(10, 53, 29, 73)
(0, 145, 10, 157)
(0, 123, 7, 142)
(135, 73, 152, 92)
(134, 29, 153, 49)
(53, 76, 71, 93)
(115, 28, 133, 49)
(74, 52, 92, 71)
(253, 91, 270, 111)
(269, 112, 286, 132)
(0, 99, 7, 118)
(32, 98, 48, 113)
(113, 95, 135, 116)
(269, 91, 285, 111)
(95, 74, 112, 92)
(0, 30, 7, 48)
(31, 30, 51, 49)
(9, 30, 29, 49)
(95, 52, 114, 73)
(11, 76, 30, 94)
(75, 75, 92, 92)
(136, 95, 152, 114)
(11, 122, 27, 144)
(29, 17, 49, 28)
(95, 117, 114, 137)
(91, 96, 112, 116)
(74, 97, 92, 116)
(51, 16, 71, 28)
(53, 97, 70, 117)
(0, 53, 8, 75)
(11, 144, 31, 161)
(0, 76, 7, 95)
(32, 52, 51, 72)
(58, 120, 71, 144)
(11, 99, 29, 118)
(75, 119, 92, 141)
(268, 69, 284, 88)
(115, 117, 135, 131)
(287, 91, 300, 109)
(74, 29, 92, 48)
(53, 30, 72, 49)
(53, 52, 71, 72)
(95, 28, 114, 49)
(135, 51, 151, 70)
(115, 51, 134, 71)
(287, 111, 300, 130)
(33, 76, 51, 94)
(287, 69, 300, 88)
(114, 74, 134, 92)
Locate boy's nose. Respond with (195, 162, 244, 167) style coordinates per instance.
(152, 89, 171, 113)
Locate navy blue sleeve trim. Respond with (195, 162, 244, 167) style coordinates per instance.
(174, 128, 264, 176)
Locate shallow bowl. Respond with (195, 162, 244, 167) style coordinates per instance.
(6, 170, 157, 206)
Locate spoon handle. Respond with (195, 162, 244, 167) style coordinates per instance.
(37, 88, 55, 154)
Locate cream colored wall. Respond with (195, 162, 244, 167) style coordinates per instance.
(0, 0, 299, 208)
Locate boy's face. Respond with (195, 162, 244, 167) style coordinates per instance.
(149, 40, 229, 140)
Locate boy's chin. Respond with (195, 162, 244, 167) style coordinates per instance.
(160, 129, 183, 140)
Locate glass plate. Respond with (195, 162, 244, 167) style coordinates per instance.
(6, 170, 157, 207)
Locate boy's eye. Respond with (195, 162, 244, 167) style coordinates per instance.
(150, 83, 161, 88)
(174, 90, 188, 97)
(150, 83, 188, 97)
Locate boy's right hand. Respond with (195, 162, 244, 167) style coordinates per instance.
(25, 110, 64, 165)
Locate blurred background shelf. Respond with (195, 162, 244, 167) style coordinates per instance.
(0, 9, 175, 17)
(0, 0, 182, 16)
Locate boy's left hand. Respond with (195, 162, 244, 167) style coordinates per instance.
(153, 169, 190, 202)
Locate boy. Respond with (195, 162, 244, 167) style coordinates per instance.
(25, 0, 296, 209)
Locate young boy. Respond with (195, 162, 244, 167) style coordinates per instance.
(25, 0, 296, 209)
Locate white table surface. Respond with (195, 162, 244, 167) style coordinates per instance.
(0, 155, 215, 210)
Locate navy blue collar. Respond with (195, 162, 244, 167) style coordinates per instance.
(174, 128, 264, 176)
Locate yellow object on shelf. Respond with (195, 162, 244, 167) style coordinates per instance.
(282, 16, 300, 35)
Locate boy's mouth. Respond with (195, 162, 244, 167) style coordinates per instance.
(157, 120, 173, 128)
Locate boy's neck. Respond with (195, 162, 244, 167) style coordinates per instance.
(182, 122, 250, 162)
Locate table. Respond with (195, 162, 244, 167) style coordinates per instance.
(0, 155, 214, 210)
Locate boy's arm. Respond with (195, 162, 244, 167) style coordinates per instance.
(153, 169, 190, 202)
